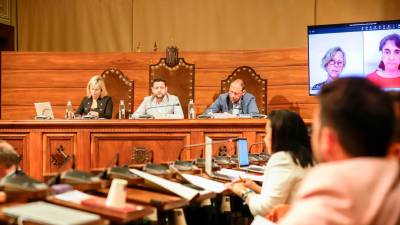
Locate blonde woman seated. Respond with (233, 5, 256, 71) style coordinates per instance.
(226, 110, 314, 216)
(75, 75, 113, 119)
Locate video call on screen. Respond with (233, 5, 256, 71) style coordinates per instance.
(308, 20, 400, 95)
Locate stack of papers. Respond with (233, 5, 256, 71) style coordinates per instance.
(130, 169, 199, 201)
(181, 174, 226, 193)
(3, 201, 100, 225)
(218, 168, 264, 183)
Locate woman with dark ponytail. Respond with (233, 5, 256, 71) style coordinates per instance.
(226, 110, 314, 216)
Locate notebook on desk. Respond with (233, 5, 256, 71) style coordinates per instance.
(3, 201, 101, 225)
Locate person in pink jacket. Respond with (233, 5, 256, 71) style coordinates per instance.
(278, 78, 400, 225)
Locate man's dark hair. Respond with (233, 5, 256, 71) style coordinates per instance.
(270, 110, 314, 168)
(152, 78, 167, 87)
(319, 77, 394, 157)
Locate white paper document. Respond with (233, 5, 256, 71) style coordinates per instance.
(212, 112, 237, 119)
(3, 201, 100, 225)
(130, 169, 199, 201)
(182, 174, 226, 193)
(54, 190, 92, 204)
(219, 168, 264, 183)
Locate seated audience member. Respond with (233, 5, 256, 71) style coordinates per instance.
(204, 79, 259, 115)
(278, 78, 400, 225)
(226, 110, 314, 216)
(133, 78, 184, 119)
(75, 75, 113, 119)
(0, 141, 20, 178)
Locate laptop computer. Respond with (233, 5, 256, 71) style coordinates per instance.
(237, 138, 265, 174)
(34, 102, 54, 119)
(237, 138, 250, 168)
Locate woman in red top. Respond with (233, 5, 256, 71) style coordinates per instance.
(367, 33, 400, 89)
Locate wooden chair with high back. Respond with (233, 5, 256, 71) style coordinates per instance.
(149, 47, 195, 118)
(221, 66, 268, 114)
(101, 68, 134, 119)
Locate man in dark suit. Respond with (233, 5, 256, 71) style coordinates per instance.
(204, 79, 259, 115)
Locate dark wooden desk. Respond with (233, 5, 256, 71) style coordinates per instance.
(98, 188, 188, 211)
(0, 119, 268, 180)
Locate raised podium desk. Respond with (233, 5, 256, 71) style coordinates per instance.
(0, 119, 267, 180)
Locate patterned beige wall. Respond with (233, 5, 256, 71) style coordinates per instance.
(16, 0, 400, 52)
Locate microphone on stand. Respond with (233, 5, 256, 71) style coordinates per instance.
(146, 103, 180, 110)
(177, 137, 240, 160)
(98, 152, 120, 179)
(249, 141, 266, 153)
(60, 154, 100, 183)
(176, 137, 241, 170)
(249, 141, 270, 162)
(101, 152, 139, 180)
(3, 155, 48, 192)
(131, 103, 180, 119)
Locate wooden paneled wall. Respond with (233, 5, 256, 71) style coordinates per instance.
(1, 49, 317, 120)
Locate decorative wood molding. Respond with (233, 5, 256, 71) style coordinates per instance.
(131, 147, 153, 164)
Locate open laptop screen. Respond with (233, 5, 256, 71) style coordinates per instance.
(237, 138, 249, 167)
(34, 102, 54, 119)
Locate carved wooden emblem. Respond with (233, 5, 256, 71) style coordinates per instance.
(165, 46, 179, 67)
(50, 145, 70, 168)
(131, 147, 153, 164)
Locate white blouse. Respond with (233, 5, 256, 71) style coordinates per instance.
(248, 151, 311, 216)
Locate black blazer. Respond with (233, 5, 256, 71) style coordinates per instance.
(75, 96, 113, 119)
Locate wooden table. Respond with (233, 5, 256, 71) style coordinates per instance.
(47, 196, 152, 224)
(0, 202, 109, 225)
(98, 188, 188, 211)
(0, 119, 268, 180)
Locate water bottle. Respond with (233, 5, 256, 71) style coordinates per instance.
(188, 99, 196, 119)
(65, 100, 73, 119)
(119, 100, 125, 119)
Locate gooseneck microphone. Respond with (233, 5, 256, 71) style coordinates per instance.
(132, 103, 181, 119)
(146, 103, 180, 110)
(178, 137, 240, 160)
(249, 141, 266, 154)
(98, 152, 120, 179)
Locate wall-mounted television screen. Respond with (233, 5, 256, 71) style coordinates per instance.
(308, 20, 400, 95)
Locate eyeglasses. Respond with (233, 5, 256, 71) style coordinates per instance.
(327, 60, 344, 67)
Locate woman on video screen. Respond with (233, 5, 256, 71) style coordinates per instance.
(367, 33, 400, 89)
(312, 47, 346, 90)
